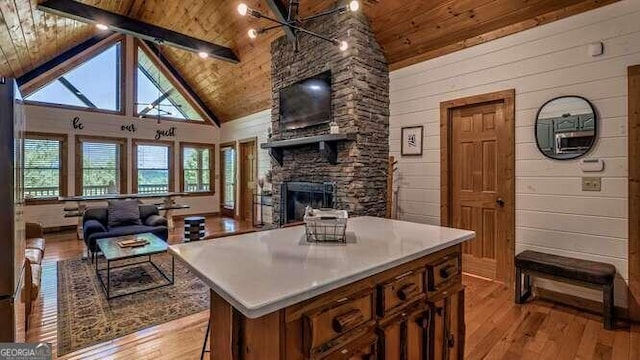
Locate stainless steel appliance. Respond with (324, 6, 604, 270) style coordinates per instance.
(555, 130, 596, 154)
(0, 78, 26, 342)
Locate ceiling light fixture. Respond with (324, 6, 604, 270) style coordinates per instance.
(237, 0, 359, 52)
(198, 51, 209, 59)
(348, 0, 360, 12)
(95, 23, 109, 30)
(237, 3, 248, 16)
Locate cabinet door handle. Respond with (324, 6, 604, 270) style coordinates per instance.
(448, 333, 455, 348)
(396, 283, 418, 301)
(439, 265, 455, 279)
(332, 309, 364, 333)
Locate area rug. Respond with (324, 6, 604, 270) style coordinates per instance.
(57, 254, 209, 356)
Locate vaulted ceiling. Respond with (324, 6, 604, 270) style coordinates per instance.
(0, 0, 618, 123)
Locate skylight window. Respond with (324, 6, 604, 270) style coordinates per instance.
(135, 47, 203, 122)
(25, 43, 122, 112)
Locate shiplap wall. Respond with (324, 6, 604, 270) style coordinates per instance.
(24, 104, 220, 228)
(220, 110, 272, 223)
(389, 0, 639, 306)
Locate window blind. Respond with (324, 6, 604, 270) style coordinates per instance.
(183, 147, 211, 192)
(82, 142, 119, 196)
(24, 138, 61, 199)
(137, 144, 170, 193)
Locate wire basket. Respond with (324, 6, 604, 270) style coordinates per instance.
(303, 208, 348, 243)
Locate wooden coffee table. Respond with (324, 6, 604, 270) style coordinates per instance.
(95, 233, 174, 299)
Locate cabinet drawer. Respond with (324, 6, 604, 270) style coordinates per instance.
(427, 254, 461, 292)
(303, 289, 375, 357)
(377, 268, 425, 317)
(323, 333, 377, 360)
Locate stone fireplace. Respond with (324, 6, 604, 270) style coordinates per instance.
(269, 8, 389, 225)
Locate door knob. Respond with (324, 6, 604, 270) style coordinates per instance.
(496, 198, 505, 207)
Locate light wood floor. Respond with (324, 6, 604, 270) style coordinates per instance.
(27, 217, 640, 359)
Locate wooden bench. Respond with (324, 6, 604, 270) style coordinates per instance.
(515, 250, 616, 329)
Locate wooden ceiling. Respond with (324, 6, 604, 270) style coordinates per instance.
(0, 0, 618, 123)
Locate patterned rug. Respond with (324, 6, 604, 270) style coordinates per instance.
(57, 254, 209, 356)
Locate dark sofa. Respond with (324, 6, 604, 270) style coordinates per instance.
(83, 203, 168, 260)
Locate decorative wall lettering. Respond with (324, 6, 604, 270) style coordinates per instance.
(155, 127, 176, 140)
(72, 117, 84, 130)
(121, 123, 137, 133)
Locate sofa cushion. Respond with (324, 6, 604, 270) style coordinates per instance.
(139, 204, 160, 221)
(26, 238, 46, 253)
(83, 207, 109, 227)
(25, 248, 43, 265)
(108, 199, 142, 227)
(145, 214, 167, 227)
(103, 225, 165, 238)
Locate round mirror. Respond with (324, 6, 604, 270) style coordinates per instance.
(535, 96, 597, 160)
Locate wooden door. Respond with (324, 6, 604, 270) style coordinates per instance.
(441, 90, 515, 284)
(220, 144, 236, 218)
(239, 140, 257, 222)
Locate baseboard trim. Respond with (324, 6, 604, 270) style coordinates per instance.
(535, 287, 628, 321)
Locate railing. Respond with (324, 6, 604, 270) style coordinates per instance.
(185, 184, 210, 192)
(83, 185, 114, 196)
(138, 184, 169, 194)
(24, 187, 59, 199)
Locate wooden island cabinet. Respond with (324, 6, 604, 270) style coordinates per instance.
(170, 217, 473, 360)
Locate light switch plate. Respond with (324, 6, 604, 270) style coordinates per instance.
(582, 177, 602, 192)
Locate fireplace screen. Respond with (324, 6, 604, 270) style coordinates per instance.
(281, 182, 335, 225)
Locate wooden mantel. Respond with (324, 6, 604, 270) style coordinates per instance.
(260, 133, 356, 166)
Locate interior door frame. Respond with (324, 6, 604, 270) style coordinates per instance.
(628, 65, 640, 321)
(219, 141, 236, 218)
(238, 137, 258, 223)
(440, 89, 516, 285)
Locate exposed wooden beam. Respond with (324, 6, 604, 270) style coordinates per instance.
(265, 0, 296, 41)
(37, 0, 239, 64)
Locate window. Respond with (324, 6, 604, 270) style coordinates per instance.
(135, 45, 204, 122)
(76, 137, 127, 196)
(25, 42, 122, 112)
(220, 145, 236, 211)
(133, 141, 174, 194)
(24, 133, 67, 202)
(180, 143, 214, 195)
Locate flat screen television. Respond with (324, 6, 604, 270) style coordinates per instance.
(279, 71, 331, 130)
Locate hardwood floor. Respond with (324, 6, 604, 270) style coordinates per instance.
(27, 217, 640, 359)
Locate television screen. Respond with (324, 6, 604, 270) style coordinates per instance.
(279, 71, 331, 130)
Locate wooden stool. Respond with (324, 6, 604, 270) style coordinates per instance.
(184, 216, 206, 242)
(515, 250, 617, 329)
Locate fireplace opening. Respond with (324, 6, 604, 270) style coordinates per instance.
(281, 182, 335, 225)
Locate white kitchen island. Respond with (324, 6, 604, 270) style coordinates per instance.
(169, 216, 474, 360)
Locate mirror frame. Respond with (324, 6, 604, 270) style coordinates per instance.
(534, 95, 598, 160)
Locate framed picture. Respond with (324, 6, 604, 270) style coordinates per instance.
(401, 126, 423, 156)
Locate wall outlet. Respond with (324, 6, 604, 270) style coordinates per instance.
(582, 177, 602, 192)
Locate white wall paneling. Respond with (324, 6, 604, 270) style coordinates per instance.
(220, 110, 272, 223)
(24, 104, 220, 228)
(389, 0, 639, 307)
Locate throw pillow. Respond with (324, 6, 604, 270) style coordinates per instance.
(108, 199, 142, 227)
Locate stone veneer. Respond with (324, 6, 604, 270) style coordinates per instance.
(269, 8, 389, 225)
